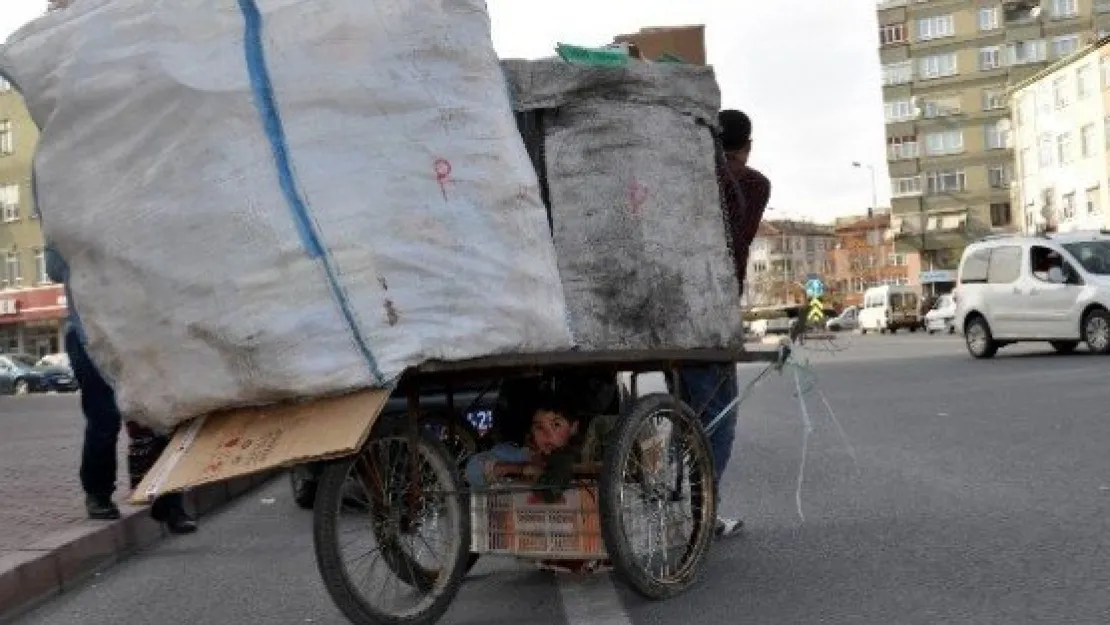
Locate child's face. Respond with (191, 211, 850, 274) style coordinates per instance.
(531, 410, 577, 455)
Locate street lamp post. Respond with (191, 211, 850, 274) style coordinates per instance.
(852, 161, 878, 218)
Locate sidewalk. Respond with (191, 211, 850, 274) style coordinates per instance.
(0, 394, 274, 622)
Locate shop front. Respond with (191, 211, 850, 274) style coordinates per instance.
(0, 285, 67, 357)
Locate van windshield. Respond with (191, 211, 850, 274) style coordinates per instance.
(1062, 240, 1110, 275)
(891, 293, 918, 311)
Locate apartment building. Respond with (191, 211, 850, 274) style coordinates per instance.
(828, 213, 922, 308)
(0, 76, 64, 357)
(745, 220, 837, 308)
(875, 0, 1110, 280)
(1011, 36, 1110, 232)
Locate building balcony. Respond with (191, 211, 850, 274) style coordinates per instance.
(891, 212, 998, 252)
(877, 0, 907, 9)
(1097, 0, 1110, 14)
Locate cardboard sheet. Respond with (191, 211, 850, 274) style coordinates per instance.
(130, 389, 390, 504)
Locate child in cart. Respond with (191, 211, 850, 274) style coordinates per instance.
(465, 391, 617, 573)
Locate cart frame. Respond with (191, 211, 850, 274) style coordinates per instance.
(311, 346, 782, 625)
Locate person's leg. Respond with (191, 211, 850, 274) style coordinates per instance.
(126, 422, 197, 534)
(66, 326, 122, 520)
(676, 365, 742, 538)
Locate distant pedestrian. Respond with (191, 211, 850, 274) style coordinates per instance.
(673, 109, 772, 539)
(48, 247, 197, 534)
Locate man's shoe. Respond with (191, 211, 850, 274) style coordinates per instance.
(85, 495, 121, 521)
(715, 516, 744, 539)
(152, 505, 198, 535)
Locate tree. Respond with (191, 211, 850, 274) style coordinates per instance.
(47, 0, 74, 11)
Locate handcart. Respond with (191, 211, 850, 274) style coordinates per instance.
(309, 346, 785, 625)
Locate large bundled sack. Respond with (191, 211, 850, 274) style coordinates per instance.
(0, 0, 573, 432)
(502, 59, 746, 351)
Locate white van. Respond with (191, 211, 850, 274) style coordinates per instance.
(858, 285, 920, 334)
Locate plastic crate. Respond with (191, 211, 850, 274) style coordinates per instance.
(471, 487, 604, 560)
(470, 483, 695, 561)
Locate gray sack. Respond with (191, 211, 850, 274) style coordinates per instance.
(502, 59, 745, 351)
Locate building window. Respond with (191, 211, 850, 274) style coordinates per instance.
(884, 99, 915, 122)
(887, 135, 919, 160)
(919, 53, 958, 79)
(1062, 192, 1077, 220)
(988, 165, 1011, 188)
(0, 77, 9, 93)
(1078, 64, 1095, 98)
(0, 184, 17, 222)
(1008, 40, 1048, 65)
(888, 253, 908, 266)
(1039, 133, 1055, 167)
(879, 23, 907, 45)
(1087, 186, 1102, 215)
(978, 6, 1001, 30)
(1057, 132, 1074, 164)
(1081, 123, 1097, 158)
(925, 130, 964, 155)
(882, 61, 913, 86)
(985, 122, 1007, 150)
(891, 176, 922, 197)
(982, 89, 1006, 111)
(0, 120, 11, 156)
(1052, 35, 1080, 59)
(33, 248, 48, 284)
(1053, 75, 1071, 108)
(990, 202, 1013, 227)
(1021, 147, 1035, 174)
(926, 170, 966, 195)
(917, 15, 955, 40)
(3, 251, 19, 289)
(979, 47, 1002, 71)
(922, 95, 961, 118)
(1052, 0, 1079, 18)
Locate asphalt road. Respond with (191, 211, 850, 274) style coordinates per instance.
(15, 334, 1110, 625)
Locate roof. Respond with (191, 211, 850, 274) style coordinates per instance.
(834, 213, 891, 233)
(756, 219, 836, 238)
(1009, 35, 1110, 96)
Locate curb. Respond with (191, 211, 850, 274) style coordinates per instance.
(0, 470, 279, 623)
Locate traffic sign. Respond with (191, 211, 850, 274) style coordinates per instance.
(807, 297, 825, 323)
(804, 277, 825, 299)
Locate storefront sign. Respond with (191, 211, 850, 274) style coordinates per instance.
(919, 270, 957, 284)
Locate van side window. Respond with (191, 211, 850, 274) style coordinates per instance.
(960, 248, 991, 284)
(986, 245, 1021, 284)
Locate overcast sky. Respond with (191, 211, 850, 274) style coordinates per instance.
(0, 0, 892, 222)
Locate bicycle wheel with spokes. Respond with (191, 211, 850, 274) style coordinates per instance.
(313, 416, 471, 625)
(599, 393, 717, 600)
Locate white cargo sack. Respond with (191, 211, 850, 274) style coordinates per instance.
(0, 0, 573, 432)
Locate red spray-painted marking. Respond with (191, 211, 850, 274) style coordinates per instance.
(628, 179, 649, 216)
(434, 158, 453, 200)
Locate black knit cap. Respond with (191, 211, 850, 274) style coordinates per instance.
(719, 109, 752, 152)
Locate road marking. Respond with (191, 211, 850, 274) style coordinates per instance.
(558, 574, 633, 625)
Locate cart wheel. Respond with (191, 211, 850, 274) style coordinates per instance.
(599, 393, 717, 600)
(314, 416, 470, 625)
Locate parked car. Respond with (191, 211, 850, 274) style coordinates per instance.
(924, 294, 957, 334)
(826, 306, 859, 332)
(0, 354, 47, 395)
(33, 357, 79, 393)
(954, 230, 1110, 358)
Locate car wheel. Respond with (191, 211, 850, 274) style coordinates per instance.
(965, 316, 998, 359)
(928, 329, 937, 335)
(1082, 308, 1110, 354)
(1050, 341, 1079, 354)
(13, 379, 29, 396)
